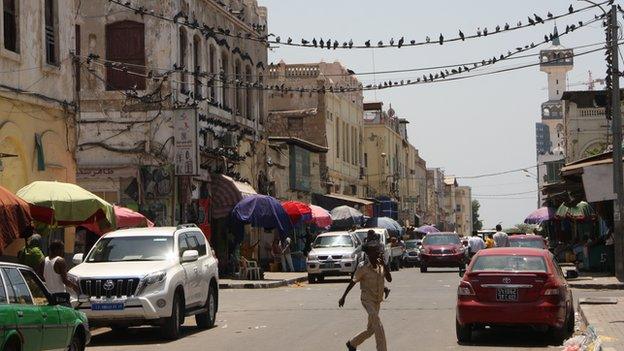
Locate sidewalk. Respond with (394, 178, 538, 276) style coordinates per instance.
(561, 268, 624, 290)
(219, 272, 308, 289)
(578, 297, 624, 351)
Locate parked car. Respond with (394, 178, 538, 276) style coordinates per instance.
(0, 262, 90, 351)
(509, 234, 548, 249)
(352, 228, 391, 265)
(307, 231, 363, 283)
(68, 224, 219, 340)
(455, 248, 575, 343)
(419, 232, 467, 273)
(402, 239, 422, 267)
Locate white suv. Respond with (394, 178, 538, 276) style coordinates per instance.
(68, 224, 219, 339)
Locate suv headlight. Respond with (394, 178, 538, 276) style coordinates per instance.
(307, 254, 317, 261)
(348, 253, 357, 259)
(145, 271, 167, 285)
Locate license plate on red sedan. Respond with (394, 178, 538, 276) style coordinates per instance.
(496, 288, 518, 302)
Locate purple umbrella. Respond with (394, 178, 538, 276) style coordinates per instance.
(416, 225, 439, 234)
(231, 195, 293, 241)
(524, 207, 555, 224)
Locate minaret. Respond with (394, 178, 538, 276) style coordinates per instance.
(540, 26, 574, 101)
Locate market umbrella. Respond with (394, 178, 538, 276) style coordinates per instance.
(330, 205, 364, 230)
(82, 206, 154, 235)
(415, 225, 440, 234)
(231, 195, 293, 241)
(0, 185, 33, 250)
(282, 201, 312, 224)
(524, 207, 555, 225)
(309, 205, 332, 229)
(366, 217, 403, 237)
(555, 201, 596, 221)
(17, 181, 116, 231)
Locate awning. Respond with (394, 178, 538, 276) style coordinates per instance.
(321, 193, 373, 206)
(211, 174, 257, 219)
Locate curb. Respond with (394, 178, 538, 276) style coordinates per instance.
(577, 301, 620, 351)
(219, 276, 308, 289)
(568, 282, 624, 290)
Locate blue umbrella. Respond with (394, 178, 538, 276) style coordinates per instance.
(231, 195, 293, 241)
(366, 217, 403, 237)
(330, 205, 364, 230)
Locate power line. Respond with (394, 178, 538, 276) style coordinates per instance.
(107, 0, 608, 49)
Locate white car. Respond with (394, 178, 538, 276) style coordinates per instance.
(306, 231, 363, 283)
(68, 224, 219, 339)
(352, 228, 391, 265)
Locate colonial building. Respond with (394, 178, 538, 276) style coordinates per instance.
(76, 0, 268, 231)
(454, 186, 473, 235)
(535, 27, 573, 205)
(362, 102, 426, 224)
(425, 168, 446, 228)
(0, 0, 79, 256)
(443, 176, 458, 231)
(266, 61, 365, 199)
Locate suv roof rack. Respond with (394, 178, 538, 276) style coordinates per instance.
(176, 223, 198, 230)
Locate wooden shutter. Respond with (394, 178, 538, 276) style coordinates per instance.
(105, 21, 146, 90)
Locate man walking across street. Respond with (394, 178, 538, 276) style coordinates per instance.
(339, 242, 392, 351)
(43, 241, 79, 294)
(467, 231, 485, 259)
(493, 224, 510, 247)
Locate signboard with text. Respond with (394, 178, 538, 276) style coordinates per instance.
(173, 109, 199, 176)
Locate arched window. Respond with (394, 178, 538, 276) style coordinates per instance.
(105, 20, 145, 90)
(179, 27, 188, 94)
(246, 65, 253, 120)
(208, 44, 216, 101)
(235, 59, 242, 115)
(221, 51, 229, 109)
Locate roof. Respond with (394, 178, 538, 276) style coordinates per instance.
(103, 227, 178, 237)
(476, 247, 549, 256)
(268, 137, 329, 153)
(561, 150, 615, 175)
(444, 176, 458, 186)
(317, 231, 351, 237)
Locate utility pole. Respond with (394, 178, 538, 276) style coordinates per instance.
(608, 5, 624, 281)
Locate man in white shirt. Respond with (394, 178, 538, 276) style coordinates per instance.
(467, 231, 485, 257)
(492, 224, 510, 248)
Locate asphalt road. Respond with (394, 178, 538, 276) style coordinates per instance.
(86, 268, 624, 351)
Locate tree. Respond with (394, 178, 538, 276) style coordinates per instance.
(472, 200, 483, 231)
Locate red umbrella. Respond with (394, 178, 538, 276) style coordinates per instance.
(83, 206, 154, 235)
(282, 201, 312, 224)
(0, 185, 32, 250)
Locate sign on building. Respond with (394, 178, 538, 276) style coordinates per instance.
(173, 109, 199, 176)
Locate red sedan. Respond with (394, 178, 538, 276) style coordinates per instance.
(509, 234, 548, 249)
(455, 248, 574, 343)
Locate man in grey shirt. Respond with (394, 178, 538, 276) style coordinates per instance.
(492, 224, 510, 247)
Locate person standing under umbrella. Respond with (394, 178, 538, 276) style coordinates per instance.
(17, 227, 45, 278)
(43, 241, 79, 294)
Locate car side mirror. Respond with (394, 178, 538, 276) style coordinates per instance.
(72, 253, 84, 265)
(181, 250, 199, 263)
(565, 270, 579, 279)
(51, 292, 71, 306)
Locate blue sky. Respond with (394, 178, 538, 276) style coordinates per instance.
(261, 0, 612, 228)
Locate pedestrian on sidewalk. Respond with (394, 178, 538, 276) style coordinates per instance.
(339, 242, 392, 351)
(281, 237, 295, 272)
(493, 224, 510, 247)
(43, 241, 79, 294)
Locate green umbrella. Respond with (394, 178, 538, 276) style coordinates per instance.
(555, 201, 596, 221)
(17, 181, 116, 231)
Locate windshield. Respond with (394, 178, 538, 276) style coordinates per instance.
(423, 234, 460, 246)
(472, 255, 548, 272)
(510, 238, 545, 249)
(313, 235, 354, 248)
(405, 241, 419, 249)
(86, 236, 174, 262)
(354, 231, 380, 243)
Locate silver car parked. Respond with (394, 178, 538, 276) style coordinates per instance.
(306, 232, 363, 283)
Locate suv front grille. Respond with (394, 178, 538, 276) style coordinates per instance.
(318, 255, 343, 261)
(80, 278, 140, 298)
(430, 249, 448, 254)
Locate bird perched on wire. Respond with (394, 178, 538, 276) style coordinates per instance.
(495, 25, 500, 32)
(377, 40, 384, 47)
(504, 23, 510, 30)
(390, 38, 395, 46)
(528, 17, 535, 25)
(426, 36, 431, 43)
(287, 37, 292, 44)
(534, 14, 544, 23)
(569, 5, 574, 13)
(365, 40, 371, 47)
(349, 39, 354, 49)
(439, 34, 444, 45)
(302, 39, 309, 45)
(459, 30, 465, 41)
(398, 37, 404, 48)
(312, 38, 317, 47)
(319, 39, 324, 48)
(477, 27, 482, 36)
(483, 27, 488, 36)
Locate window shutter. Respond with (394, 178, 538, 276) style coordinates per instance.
(105, 21, 146, 90)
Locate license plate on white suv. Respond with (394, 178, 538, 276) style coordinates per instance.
(91, 301, 125, 311)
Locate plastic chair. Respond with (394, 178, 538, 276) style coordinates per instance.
(241, 257, 261, 280)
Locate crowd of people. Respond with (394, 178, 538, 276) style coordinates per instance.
(466, 224, 511, 258)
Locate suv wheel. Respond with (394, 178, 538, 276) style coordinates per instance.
(196, 285, 217, 329)
(68, 331, 85, 351)
(163, 293, 183, 340)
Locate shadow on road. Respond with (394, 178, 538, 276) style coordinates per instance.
(89, 324, 214, 346)
(459, 327, 559, 348)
